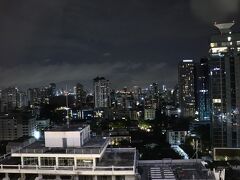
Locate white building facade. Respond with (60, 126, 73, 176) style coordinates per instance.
(0, 124, 137, 180)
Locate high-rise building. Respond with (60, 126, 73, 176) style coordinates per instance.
(40, 86, 52, 104)
(75, 83, 86, 108)
(93, 77, 110, 108)
(149, 83, 159, 109)
(17, 91, 27, 109)
(178, 60, 196, 117)
(0, 112, 36, 141)
(49, 83, 56, 97)
(28, 85, 55, 106)
(0, 87, 18, 113)
(27, 88, 41, 106)
(209, 22, 240, 147)
(173, 85, 180, 107)
(196, 58, 211, 121)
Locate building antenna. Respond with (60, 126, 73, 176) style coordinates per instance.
(65, 84, 69, 128)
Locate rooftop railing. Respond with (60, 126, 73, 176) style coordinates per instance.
(12, 138, 109, 155)
(0, 154, 11, 162)
(0, 164, 135, 174)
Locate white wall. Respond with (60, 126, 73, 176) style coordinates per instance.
(45, 131, 81, 148)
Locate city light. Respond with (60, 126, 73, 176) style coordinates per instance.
(34, 130, 41, 140)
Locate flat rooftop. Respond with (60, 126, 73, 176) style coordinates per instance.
(138, 159, 215, 180)
(97, 148, 135, 167)
(0, 156, 21, 165)
(13, 137, 109, 154)
(46, 124, 89, 132)
(0, 148, 136, 168)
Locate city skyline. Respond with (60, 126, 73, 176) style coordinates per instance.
(0, 0, 239, 89)
(1, 1, 240, 179)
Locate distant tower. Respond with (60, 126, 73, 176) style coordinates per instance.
(196, 58, 210, 121)
(75, 83, 86, 108)
(49, 83, 56, 97)
(93, 77, 110, 108)
(0, 87, 18, 113)
(178, 60, 196, 117)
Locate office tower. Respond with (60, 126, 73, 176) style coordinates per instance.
(209, 22, 240, 147)
(49, 83, 56, 97)
(149, 83, 159, 109)
(149, 83, 159, 96)
(27, 88, 41, 106)
(116, 87, 134, 109)
(196, 58, 211, 121)
(132, 86, 141, 100)
(178, 60, 196, 117)
(40, 86, 52, 104)
(17, 91, 27, 109)
(75, 83, 86, 108)
(0, 87, 18, 113)
(173, 85, 180, 107)
(93, 77, 110, 108)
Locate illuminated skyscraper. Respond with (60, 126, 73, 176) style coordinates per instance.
(196, 58, 211, 121)
(93, 77, 110, 108)
(178, 60, 196, 117)
(209, 22, 240, 147)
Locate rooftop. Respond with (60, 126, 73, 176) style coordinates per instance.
(138, 159, 215, 180)
(46, 124, 89, 132)
(214, 22, 235, 34)
(97, 148, 135, 167)
(12, 137, 109, 155)
(0, 148, 136, 175)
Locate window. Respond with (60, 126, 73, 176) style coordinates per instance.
(97, 176, 112, 180)
(41, 157, 56, 166)
(23, 157, 38, 165)
(221, 42, 231, 46)
(77, 159, 93, 167)
(210, 43, 217, 47)
(116, 176, 125, 180)
(58, 157, 74, 166)
(211, 47, 228, 53)
(213, 99, 221, 103)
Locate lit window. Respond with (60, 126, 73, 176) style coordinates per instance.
(210, 43, 217, 48)
(213, 99, 221, 103)
(222, 42, 231, 46)
(211, 47, 228, 53)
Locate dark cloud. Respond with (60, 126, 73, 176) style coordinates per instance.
(191, 0, 239, 23)
(0, 0, 239, 89)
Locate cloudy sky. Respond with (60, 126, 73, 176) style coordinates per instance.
(0, 0, 239, 90)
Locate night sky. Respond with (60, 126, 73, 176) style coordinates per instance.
(0, 0, 239, 90)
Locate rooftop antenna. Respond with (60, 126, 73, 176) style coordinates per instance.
(65, 84, 70, 128)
